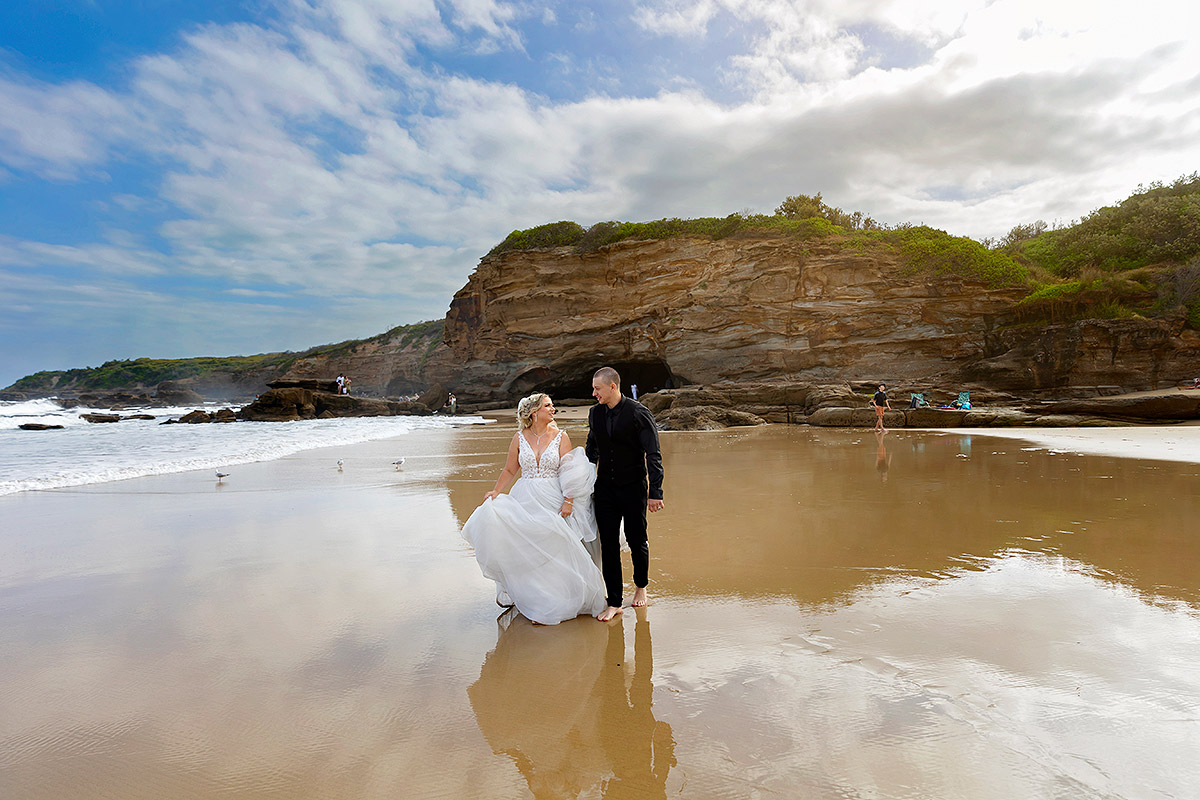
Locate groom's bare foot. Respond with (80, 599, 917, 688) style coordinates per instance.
(596, 606, 623, 622)
(632, 587, 649, 607)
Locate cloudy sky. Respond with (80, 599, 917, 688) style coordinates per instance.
(2, 0, 1198, 388)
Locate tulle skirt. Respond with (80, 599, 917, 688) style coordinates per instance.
(462, 476, 607, 625)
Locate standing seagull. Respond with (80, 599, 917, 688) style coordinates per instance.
(392, 458, 406, 470)
(337, 459, 344, 471)
(215, 470, 230, 482)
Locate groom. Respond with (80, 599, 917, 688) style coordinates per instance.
(586, 366, 665, 622)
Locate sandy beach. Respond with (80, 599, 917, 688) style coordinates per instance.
(918, 423, 1200, 464)
(2, 421, 1200, 799)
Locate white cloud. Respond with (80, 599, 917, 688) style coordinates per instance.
(3, 0, 1200, 384)
(632, 0, 720, 37)
(0, 74, 127, 178)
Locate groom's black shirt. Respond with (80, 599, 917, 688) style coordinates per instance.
(586, 396, 664, 500)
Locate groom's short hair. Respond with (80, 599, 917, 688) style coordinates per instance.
(593, 366, 620, 387)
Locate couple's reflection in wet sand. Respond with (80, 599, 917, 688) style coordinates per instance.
(469, 608, 675, 799)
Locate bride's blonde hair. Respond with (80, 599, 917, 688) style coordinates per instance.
(516, 393, 550, 430)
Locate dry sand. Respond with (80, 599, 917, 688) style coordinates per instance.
(927, 423, 1200, 464)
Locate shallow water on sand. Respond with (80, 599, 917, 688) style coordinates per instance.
(2, 425, 1199, 799)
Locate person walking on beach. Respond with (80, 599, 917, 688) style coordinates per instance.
(872, 384, 891, 432)
(586, 367, 664, 622)
(460, 394, 606, 624)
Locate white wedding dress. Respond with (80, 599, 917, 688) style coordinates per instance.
(462, 430, 607, 625)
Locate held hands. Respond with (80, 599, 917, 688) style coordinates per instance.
(648, 498, 665, 513)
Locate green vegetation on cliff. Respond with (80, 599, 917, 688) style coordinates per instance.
(856, 226, 1029, 287)
(1004, 174, 1200, 327)
(490, 176, 1200, 321)
(489, 194, 1027, 288)
(1010, 174, 1200, 276)
(487, 214, 841, 257)
(9, 354, 294, 394)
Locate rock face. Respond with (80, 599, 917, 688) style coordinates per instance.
(275, 324, 456, 399)
(154, 381, 206, 405)
(968, 319, 1200, 391)
(236, 388, 432, 421)
(444, 235, 1200, 403)
(1025, 393, 1200, 420)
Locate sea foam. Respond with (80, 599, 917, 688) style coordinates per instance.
(0, 400, 484, 495)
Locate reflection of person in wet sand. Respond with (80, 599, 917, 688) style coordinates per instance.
(874, 430, 893, 483)
(468, 610, 674, 799)
(598, 608, 675, 799)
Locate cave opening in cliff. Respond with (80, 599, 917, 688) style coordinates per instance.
(520, 359, 680, 401)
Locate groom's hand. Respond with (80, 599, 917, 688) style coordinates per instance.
(648, 498, 664, 513)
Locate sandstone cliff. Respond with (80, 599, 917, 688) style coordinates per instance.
(444, 234, 1200, 403)
(276, 321, 454, 398)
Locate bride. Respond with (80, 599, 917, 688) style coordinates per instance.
(461, 393, 607, 624)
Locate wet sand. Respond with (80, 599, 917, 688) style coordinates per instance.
(2, 423, 1200, 799)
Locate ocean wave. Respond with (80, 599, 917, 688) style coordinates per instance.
(0, 411, 487, 495)
(0, 398, 238, 430)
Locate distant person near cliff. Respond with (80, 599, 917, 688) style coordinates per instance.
(872, 384, 891, 432)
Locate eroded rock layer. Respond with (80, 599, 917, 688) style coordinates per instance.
(444, 235, 1200, 404)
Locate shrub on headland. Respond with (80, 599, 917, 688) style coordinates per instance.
(487, 195, 1025, 286)
(1011, 173, 1200, 276)
(888, 226, 1028, 286)
(487, 213, 842, 257)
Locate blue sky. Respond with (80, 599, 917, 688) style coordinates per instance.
(2, 0, 1199, 389)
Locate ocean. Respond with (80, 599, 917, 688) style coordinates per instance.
(0, 398, 486, 496)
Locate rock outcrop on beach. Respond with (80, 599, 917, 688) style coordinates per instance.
(78, 411, 159, 423)
(236, 388, 434, 421)
(1023, 393, 1200, 420)
(154, 381, 206, 405)
(159, 408, 236, 424)
(444, 235, 1200, 405)
(643, 382, 1200, 430)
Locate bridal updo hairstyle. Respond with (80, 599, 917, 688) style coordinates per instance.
(516, 393, 550, 430)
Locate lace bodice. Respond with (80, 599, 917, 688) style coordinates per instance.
(518, 429, 563, 479)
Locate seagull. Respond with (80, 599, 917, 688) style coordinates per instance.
(337, 459, 344, 471)
(215, 471, 230, 482)
(392, 458, 406, 470)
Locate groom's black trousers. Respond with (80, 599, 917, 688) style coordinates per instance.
(594, 481, 649, 608)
